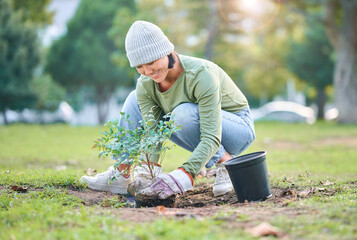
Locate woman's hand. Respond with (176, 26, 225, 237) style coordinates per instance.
(140, 169, 193, 199)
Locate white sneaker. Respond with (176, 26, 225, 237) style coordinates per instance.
(213, 164, 233, 197)
(80, 166, 131, 194)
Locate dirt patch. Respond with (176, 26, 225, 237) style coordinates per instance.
(66, 181, 308, 209)
(63, 178, 353, 226)
(87, 194, 313, 227)
(1, 182, 326, 227)
(67, 189, 119, 206)
(101, 204, 311, 223)
(175, 183, 238, 207)
(317, 137, 357, 148)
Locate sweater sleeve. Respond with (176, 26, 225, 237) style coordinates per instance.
(181, 67, 222, 177)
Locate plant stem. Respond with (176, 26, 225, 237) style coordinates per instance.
(145, 152, 154, 179)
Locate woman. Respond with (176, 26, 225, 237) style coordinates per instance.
(81, 20, 255, 199)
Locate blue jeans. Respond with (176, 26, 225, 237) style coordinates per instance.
(119, 90, 255, 171)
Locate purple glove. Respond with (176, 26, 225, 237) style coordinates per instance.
(140, 168, 194, 199)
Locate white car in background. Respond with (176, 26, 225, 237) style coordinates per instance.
(251, 101, 316, 124)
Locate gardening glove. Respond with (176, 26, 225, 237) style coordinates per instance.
(140, 168, 194, 199)
(127, 164, 162, 195)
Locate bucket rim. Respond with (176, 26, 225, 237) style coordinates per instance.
(223, 151, 267, 167)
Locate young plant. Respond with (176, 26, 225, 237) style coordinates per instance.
(93, 109, 181, 179)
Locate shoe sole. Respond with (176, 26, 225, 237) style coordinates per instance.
(87, 182, 128, 194)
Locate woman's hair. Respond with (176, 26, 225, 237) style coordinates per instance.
(168, 53, 176, 69)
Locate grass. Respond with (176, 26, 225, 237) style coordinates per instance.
(0, 122, 356, 239)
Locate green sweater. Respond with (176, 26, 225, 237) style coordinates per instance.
(136, 54, 248, 177)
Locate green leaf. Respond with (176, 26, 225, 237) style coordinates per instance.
(98, 151, 106, 158)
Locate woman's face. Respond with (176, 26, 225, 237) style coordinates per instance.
(136, 55, 169, 83)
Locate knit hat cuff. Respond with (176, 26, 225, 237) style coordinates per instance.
(127, 38, 174, 67)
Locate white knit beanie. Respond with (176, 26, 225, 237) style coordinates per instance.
(125, 21, 174, 67)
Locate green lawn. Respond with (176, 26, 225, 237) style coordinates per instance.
(0, 122, 356, 239)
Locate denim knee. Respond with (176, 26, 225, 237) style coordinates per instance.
(120, 90, 142, 128)
(126, 90, 137, 102)
(171, 103, 199, 127)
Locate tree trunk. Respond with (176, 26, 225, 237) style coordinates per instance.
(334, 47, 357, 123)
(316, 87, 326, 120)
(204, 0, 218, 60)
(96, 100, 109, 124)
(2, 108, 8, 125)
(96, 88, 112, 124)
(324, 0, 357, 123)
(334, 1, 357, 123)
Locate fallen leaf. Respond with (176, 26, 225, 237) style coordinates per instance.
(11, 185, 28, 193)
(156, 206, 167, 215)
(283, 177, 294, 184)
(247, 222, 280, 237)
(283, 189, 297, 196)
(298, 189, 311, 198)
(323, 190, 336, 196)
(281, 200, 291, 207)
(86, 168, 98, 176)
(156, 206, 193, 218)
(323, 180, 335, 186)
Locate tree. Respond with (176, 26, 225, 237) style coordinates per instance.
(30, 74, 66, 122)
(0, 0, 41, 124)
(286, 21, 334, 119)
(12, 0, 53, 26)
(109, 5, 137, 82)
(285, 0, 357, 123)
(220, 0, 299, 103)
(323, 0, 357, 123)
(46, 0, 136, 124)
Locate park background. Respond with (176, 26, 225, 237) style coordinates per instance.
(1, 0, 356, 239)
(1, 0, 357, 125)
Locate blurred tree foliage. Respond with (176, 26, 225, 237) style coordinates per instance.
(31, 74, 66, 117)
(286, 21, 334, 119)
(43, 0, 356, 123)
(182, 0, 246, 86)
(122, 0, 301, 106)
(110, 0, 251, 97)
(284, 0, 357, 123)
(17, 0, 66, 115)
(46, 0, 135, 124)
(12, 0, 53, 25)
(109, 4, 137, 82)
(0, 0, 40, 124)
(214, 1, 299, 104)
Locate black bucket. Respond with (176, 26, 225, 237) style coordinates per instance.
(223, 151, 271, 203)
